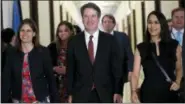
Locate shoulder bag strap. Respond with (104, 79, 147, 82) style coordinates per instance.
(151, 52, 173, 83)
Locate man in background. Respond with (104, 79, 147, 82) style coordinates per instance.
(171, 7, 184, 103)
(102, 14, 134, 83)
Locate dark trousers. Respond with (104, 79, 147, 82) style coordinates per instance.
(88, 89, 101, 103)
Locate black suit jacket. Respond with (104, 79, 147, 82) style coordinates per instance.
(113, 31, 133, 83)
(1, 46, 60, 103)
(47, 42, 58, 67)
(66, 31, 123, 103)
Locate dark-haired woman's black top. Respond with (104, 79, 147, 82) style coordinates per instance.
(137, 39, 179, 103)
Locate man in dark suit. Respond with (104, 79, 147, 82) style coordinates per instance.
(171, 7, 184, 102)
(101, 14, 134, 91)
(67, 3, 123, 103)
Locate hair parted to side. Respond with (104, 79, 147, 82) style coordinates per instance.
(80, 2, 101, 18)
(102, 14, 116, 24)
(171, 7, 184, 17)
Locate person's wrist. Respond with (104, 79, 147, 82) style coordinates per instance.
(175, 80, 180, 85)
(131, 89, 137, 93)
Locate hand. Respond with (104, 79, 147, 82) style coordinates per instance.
(53, 66, 62, 74)
(170, 82, 180, 91)
(128, 72, 132, 81)
(53, 66, 66, 74)
(113, 94, 122, 103)
(68, 95, 72, 103)
(131, 91, 140, 103)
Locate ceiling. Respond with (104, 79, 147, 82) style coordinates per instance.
(73, 1, 122, 15)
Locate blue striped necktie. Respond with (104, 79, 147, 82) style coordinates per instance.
(176, 31, 182, 45)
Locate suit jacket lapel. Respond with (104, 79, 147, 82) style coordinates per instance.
(80, 31, 104, 66)
(28, 48, 37, 79)
(113, 31, 124, 58)
(16, 50, 24, 84)
(114, 32, 122, 51)
(80, 32, 93, 67)
(93, 31, 104, 67)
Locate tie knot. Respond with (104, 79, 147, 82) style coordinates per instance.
(89, 35, 93, 40)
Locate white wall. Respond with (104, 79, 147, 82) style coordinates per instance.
(60, 1, 84, 29)
(2, 1, 13, 28)
(161, 0, 179, 19)
(124, 16, 128, 34)
(53, 1, 60, 40)
(145, 1, 155, 24)
(62, 5, 67, 21)
(133, 1, 143, 44)
(114, 1, 155, 34)
(38, 1, 50, 46)
(20, 1, 30, 19)
(114, 1, 131, 32)
(130, 12, 135, 52)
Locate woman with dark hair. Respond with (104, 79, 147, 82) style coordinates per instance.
(131, 11, 183, 103)
(2, 18, 60, 103)
(47, 21, 74, 103)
